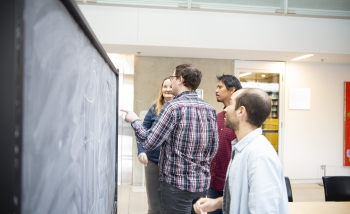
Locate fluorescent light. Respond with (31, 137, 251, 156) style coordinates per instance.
(239, 72, 252, 77)
(291, 54, 314, 61)
(261, 74, 266, 77)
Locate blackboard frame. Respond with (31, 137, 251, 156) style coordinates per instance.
(60, 0, 119, 76)
(56, 0, 120, 212)
(0, 1, 24, 213)
(0, 0, 119, 213)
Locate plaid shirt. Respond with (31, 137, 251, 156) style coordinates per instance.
(131, 91, 218, 192)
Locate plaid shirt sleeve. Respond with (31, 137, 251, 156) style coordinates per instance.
(132, 102, 176, 151)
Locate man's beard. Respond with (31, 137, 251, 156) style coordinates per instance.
(225, 118, 239, 132)
(216, 97, 223, 103)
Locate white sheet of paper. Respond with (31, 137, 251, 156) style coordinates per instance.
(289, 88, 311, 110)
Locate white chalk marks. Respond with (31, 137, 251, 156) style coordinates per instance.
(22, 1, 117, 213)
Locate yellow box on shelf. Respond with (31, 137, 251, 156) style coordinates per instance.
(265, 118, 278, 130)
(263, 118, 279, 151)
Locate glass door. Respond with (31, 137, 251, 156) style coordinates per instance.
(239, 71, 280, 151)
(234, 60, 285, 155)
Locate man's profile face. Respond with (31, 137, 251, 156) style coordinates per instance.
(224, 89, 244, 131)
(171, 70, 178, 96)
(216, 81, 233, 104)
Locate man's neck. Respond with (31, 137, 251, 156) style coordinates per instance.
(176, 87, 191, 96)
(236, 123, 257, 142)
(222, 100, 230, 108)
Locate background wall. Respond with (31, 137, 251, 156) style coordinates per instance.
(132, 56, 233, 185)
(134, 56, 234, 115)
(134, 56, 350, 184)
(78, 4, 350, 185)
(108, 54, 135, 185)
(284, 62, 350, 182)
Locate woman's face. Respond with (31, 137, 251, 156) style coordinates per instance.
(162, 79, 174, 100)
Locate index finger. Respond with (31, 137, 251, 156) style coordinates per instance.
(120, 109, 128, 113)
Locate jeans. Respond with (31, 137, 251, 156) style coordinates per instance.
(158, 181, 206, 214)
(145, 161, 161, 214)
(207, 187, 223, 214)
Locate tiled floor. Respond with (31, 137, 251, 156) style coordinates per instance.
(117, 183, 325, 213)
(117, 185, 148, 214)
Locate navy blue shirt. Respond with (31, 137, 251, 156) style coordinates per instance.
(136, 104, 161, 164)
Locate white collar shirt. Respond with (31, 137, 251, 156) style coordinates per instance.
(223, 128, 289, 214)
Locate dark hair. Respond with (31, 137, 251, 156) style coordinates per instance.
(217, 74, 242, 92)
(235, 88, 271, 128)
(175, 64, 202, 90)
(175, 63, 193, 74)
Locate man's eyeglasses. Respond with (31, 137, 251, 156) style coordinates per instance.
(168, 76, 179, 82)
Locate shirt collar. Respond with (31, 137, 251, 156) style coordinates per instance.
(232, 128, 262, 153)
(174, 90, 197, 99)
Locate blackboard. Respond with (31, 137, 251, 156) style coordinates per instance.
(0, 0, 118, 213)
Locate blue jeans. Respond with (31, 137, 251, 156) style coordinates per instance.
(207, 187, 223, 214)
(158, 181, 206, 214)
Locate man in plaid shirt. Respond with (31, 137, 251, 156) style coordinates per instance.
(122, 64, 218, 213)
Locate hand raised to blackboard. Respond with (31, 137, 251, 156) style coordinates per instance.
(120, 109, 139, 123)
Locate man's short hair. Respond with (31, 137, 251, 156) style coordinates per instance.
(175, 63, 193, 74)
(235, 88, 271, 127)
(217, 74, 242, 92)
(175, 64, 202, 90)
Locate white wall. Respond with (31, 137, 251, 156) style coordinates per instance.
(78, 4, 350, 183)
(284, 62, 350, 182)
(108, 54, 135, 185)
(79, 5, 350, 54)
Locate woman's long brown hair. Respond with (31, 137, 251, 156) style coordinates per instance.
(154, 77, 171, 115)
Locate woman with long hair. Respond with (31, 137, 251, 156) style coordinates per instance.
(136, 77, 174, 214)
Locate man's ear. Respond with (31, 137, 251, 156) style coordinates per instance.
(229, 87, 235, 95)
(237, 106, 246, 119)
(178, 76, 184, 84)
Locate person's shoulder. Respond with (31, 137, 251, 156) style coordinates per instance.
(217, 110, 225, 116)
(160, 99, 178, 113)
(248, 135, 279, 157)
(164, 99, 176, 107)
(167, 96, 190, 106)
(147, 104, 156, 113)
(149, 104, 156, 110)
(250, 134, 270, 147)
(170, 94, 215, 111)
(199, 99, 216, 110)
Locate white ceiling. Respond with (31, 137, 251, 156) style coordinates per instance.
(103, 44, 350, 64)
(78, 3, 350, 64)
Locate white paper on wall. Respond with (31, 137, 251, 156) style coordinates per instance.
(289, 88, 311, 110)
